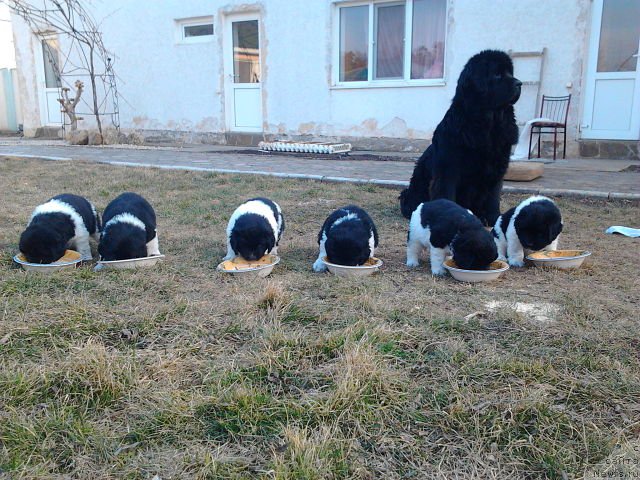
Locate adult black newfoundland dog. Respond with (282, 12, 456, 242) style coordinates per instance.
(399, 50, 521, 225)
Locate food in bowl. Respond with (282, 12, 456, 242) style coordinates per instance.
(322, 256, 383, 277)
(527, 250, 584, 259)
(219, 255, 275, 271)
(13, 249, 82, 272)
(443, 259, 509, 282)
(526, 250, 591, 269)
(217, 254, 280, 278)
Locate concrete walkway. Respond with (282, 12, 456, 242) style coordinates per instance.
(1, 139, 639, 199)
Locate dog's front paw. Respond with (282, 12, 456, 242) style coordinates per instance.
(509, 259, 525, 268)
(406, 259, 420, 268)
(222, 253, 235, 261)
(431, 266, 446, 276)
(312, 259, 327, 272)
(497, 255, 507, 262)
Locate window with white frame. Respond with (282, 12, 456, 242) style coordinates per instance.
(336, 0, 446, 84)
(177, 17, 214, 43)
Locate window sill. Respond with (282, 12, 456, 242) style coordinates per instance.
(330, 79, 446, 90)
(176, 38, 215, 45)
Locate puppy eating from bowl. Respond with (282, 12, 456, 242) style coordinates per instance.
(407, 199, 497, 275)
(98, 192, 160, 261)
(492, 195, 563, 267)
(313, 205, 379, 272)
(20, 193, 100, 263)
(224, 198, 285, 262)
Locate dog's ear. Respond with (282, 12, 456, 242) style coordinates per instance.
(399, 187, 430, 219)
(229, 230, 241, 255)
(265, 231, 276, 253)
(457, 63, 488, 96)
(456, 66, 473, 93)
(549, 222, 563, 241)
(471, 69, 489, 95)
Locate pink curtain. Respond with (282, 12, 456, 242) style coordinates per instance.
(411, 0, 446, 79)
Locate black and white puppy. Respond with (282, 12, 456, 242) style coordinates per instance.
(492, 195, 562, 267)
(98, 192, 160, 261)
(224, 197, 285, 261)
(407, 199, 497, 275)
(313, 205, 378, 272)
(20, 193, 100, 263)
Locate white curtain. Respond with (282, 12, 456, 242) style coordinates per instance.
(375, 4, 405, 79)
(411, 0, 446, 79)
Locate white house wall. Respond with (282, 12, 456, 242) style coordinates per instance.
(1, 4, 21, 131)
(0, 4, 17, 69)
(103, 2, 223, 134)
(12, 0, 590, 152)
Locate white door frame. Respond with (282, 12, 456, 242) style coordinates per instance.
(223, 12, 263, 133)
(581, 0, 640, 140)
(35, 33, 63, 127)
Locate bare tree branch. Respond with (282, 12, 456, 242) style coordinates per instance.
(2, 0, 119, 140)
(57, 79, 83, 130)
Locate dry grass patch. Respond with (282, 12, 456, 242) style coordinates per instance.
(1, 156, 639, 478)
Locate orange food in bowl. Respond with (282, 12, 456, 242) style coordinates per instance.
(446, 259, 507, 271)
(16, 250, 81, 265)
(220, 255, 275, 271)
(527, 250, 584, 260)
(56, 250, 82, 263)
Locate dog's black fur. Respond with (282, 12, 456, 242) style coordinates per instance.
(20, 193, 99, 264)
(407, 199, 497, 273)
(226, 197, 285, 262)
(314, 205, 378, 270)
(400, 50, 521, 225)
(99, 192, 157, 261)
(493, 196, 563, 266)
(499, 199, 562, 251)
(20, 214, 73, 264)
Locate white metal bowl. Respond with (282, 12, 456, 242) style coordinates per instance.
(217, 254, 280, 278)
(95, 254, 165, 271)
(322, 256, 383, 278)
(526, 250, 591, 269)
(443, 259, 509, 283)
(13, 250, 82, 273)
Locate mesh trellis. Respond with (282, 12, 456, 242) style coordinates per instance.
(4, 0, 120, 137)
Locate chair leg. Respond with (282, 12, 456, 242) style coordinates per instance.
(537, 130, 541, 158)
(563, 128, 567, 159)
(553, 129, 557, 161)
(528, 128, 534, 159)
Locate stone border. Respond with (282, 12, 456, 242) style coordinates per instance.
(0, 153, 73, 161)
(2, 154, 639, 201)
(102, 160, 640, 201)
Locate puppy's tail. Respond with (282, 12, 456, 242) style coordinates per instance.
(399, 152, 431, 219)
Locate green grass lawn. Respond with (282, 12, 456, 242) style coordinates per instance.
(1, 157, 639, 479)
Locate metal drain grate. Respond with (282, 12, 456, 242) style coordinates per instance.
(258, 141, 352, 154)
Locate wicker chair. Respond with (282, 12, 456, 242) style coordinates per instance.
(528, 94, 571, 160)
